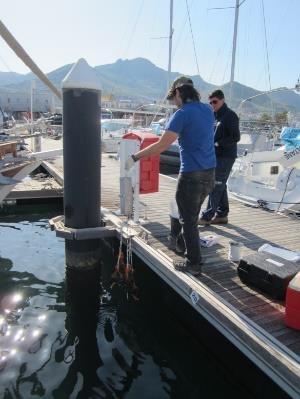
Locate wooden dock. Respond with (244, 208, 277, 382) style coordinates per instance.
(35, 155, 300, 397)
(6, 177, 63, 201)
(4, 137, 64, 202)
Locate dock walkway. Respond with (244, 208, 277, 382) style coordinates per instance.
(44, 154, 300, 398)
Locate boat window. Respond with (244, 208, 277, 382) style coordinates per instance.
(270, 165, 279, 175)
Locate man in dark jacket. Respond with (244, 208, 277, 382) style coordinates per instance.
(200, 89, 240, 224)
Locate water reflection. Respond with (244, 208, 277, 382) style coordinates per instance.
(52, 266, 105, 397)
(0, 255, 65, 397)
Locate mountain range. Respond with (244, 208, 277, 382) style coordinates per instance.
(0, 57, 300, 113)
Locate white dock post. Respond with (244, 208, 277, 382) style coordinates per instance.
(119, 138, 140, 219)
(132, 159, 140, 223)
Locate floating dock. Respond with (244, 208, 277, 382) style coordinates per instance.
(6, 174, 63, 201)
(11, 153, 300, 398)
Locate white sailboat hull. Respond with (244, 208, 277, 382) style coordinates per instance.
(228, 150, 300, 213)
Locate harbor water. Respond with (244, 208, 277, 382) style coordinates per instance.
(0, 205, 265, 398)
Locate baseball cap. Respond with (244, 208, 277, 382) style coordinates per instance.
(166, 76, 194, 99)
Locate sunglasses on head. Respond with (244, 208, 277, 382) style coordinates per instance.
(209, 99, 219, 105)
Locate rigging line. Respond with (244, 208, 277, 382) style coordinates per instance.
(277, 168, 295, 212)
(208, 2, 246, 11)
(148, 0, 161, 42)
(221, 48, 232, 85)
(261, 0, 274, 119)
(173, 0, 195, 57)
(261, 0, 272, 92)
(0, 52, 24, 87)
(208, 15, 233, 83)
(0, 53, 13, 73)
(151, 0, 200, 117)
(185, 0, 201, 79)
(253, 0, 290, 89)
(173, 16, 189, 57)
(113, 0, 146, 65)
(109, 0, 145, 97)
(149, 1, 198, 126)
(149, 1, 194, 127)
(123, 0, 145, 57)
(240, 2, 251, 96)
(208, 7, 235, 10)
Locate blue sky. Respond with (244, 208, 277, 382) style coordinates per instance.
(0, 0, 298, 91)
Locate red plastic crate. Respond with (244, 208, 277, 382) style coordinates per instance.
(123, 131, 160, 194)
(285, 304, 300, 330)
(285, 273, 300, 330)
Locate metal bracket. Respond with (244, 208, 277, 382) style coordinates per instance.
(139, 201, 148, 220)
(49, 215, 117, 240)
(138, 229, 149, 244)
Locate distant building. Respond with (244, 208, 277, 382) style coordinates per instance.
(102, 94, 115, 109)
(0, 90, 56, 114)
(0, 90, 163, 120)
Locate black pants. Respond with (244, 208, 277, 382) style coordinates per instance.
(202, 157, 235, 220)
(175, 169, 215, 265)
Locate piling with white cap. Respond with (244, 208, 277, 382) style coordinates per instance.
(61, 58, 102, 270)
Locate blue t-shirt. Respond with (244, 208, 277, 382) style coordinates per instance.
(165, 102, 216, 172)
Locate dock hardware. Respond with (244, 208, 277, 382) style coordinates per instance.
(49, 215, 117, 240)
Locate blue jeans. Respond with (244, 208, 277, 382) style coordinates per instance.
(175, 169, 215, 265)
(202, 157, 235, 221)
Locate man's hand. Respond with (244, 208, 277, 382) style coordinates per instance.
(125, 155, 136, 171)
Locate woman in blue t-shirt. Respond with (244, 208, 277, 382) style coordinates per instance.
(125, 76, 215, 276)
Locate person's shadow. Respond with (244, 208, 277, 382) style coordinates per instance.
(206, 213, 288, 251)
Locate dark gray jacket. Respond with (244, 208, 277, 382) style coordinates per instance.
(214, 103, 240, 158)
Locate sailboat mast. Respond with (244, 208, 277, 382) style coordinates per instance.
(167, 0, 174, 91)
(229, 0, 240, 106)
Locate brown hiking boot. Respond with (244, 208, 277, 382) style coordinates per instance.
(198, 218, 211, 226)
(173, 260, 203, 276)
(210, 216, 228, 224)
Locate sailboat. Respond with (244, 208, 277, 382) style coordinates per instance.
(228, 123, 300, 213)
(210, 2, 300, 215)
(160, 0, 300, 215)
(227, 54, 300, 214)
(101, 117, 133, 153)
